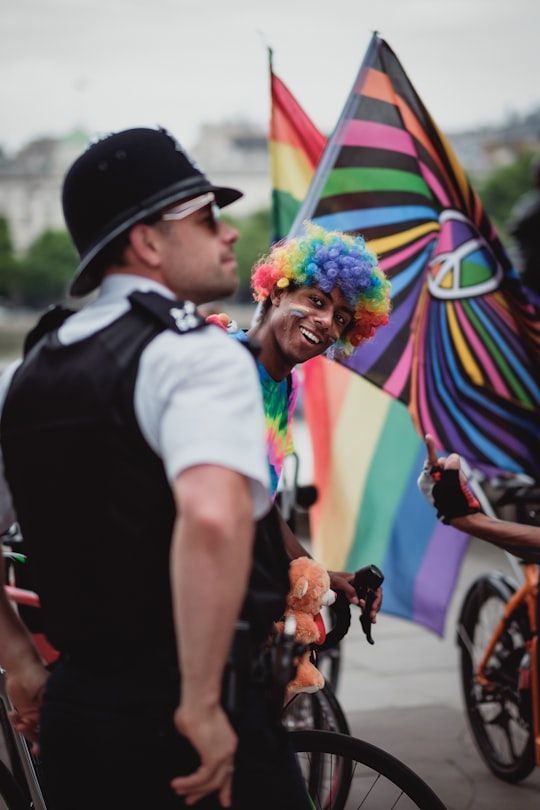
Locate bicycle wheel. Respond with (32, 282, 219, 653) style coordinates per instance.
(457, 572, 535, 782)
(281, 683, 350, 735)
(0, 761, 29, 810)
(290, 729, 447, 810)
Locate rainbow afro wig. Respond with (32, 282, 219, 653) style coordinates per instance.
(251, 221, 391, 358)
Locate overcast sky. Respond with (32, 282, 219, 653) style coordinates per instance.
(2, 0, 539, 157)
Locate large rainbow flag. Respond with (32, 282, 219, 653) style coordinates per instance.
(302, 357, 468, 635)
(290, 33, 540, 481)
(270, 54, 468, 636)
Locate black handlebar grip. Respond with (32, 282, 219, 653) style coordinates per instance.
(352, 565, 384, 645)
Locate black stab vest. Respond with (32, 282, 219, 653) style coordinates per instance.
(1, 292, 290, 652)
(0, 292, 207, 652)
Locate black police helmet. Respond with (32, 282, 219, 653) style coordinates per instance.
(63, 127, 243, 297)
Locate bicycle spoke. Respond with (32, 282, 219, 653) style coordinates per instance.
(458, 574, 535, 782)
(291, 730, 447, 809)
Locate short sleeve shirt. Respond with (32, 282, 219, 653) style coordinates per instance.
(0, 276, 272, 523)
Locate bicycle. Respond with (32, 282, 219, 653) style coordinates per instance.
(281, 564, 384, 738)
(456, 473, 540, 783)
(0, 585, 46, 810)
(0, 530, 448, 809)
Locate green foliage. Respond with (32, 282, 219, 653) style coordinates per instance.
(222, 208, 271, 301)
(477, 151, 538, 242)
(0, 210, 272, 308)
(0, 217, 19, 300)
(15, 230, 78, 308)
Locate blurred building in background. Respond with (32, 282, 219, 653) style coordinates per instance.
(0, 131, 87, 254)
(0, 110, 539, 256)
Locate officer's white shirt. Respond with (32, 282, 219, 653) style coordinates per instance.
(0, 275, 272, 532)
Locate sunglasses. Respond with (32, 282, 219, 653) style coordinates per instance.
(162, 192, 221, 226)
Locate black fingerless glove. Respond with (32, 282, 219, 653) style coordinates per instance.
(432, 469, 482, 524)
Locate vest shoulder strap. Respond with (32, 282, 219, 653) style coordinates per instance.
(23, 305, 76, 355)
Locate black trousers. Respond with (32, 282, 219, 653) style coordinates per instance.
(38, 653, 311, 810)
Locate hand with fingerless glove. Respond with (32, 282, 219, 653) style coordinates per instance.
(431, 468, 481, 524)
(417, 435, 481, 524)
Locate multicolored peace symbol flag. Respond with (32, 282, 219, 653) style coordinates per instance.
(289, 33, 540, 480)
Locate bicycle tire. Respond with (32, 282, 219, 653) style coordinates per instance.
(282, 683, 350, 735)
(0, 761, 29, 810)
(457, 572, 535, 783)
(289, 729, 447, 810)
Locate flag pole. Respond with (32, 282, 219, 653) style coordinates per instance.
(288, 30, 382, 238)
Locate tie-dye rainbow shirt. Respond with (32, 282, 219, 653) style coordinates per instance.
(232, 331, 299, 497)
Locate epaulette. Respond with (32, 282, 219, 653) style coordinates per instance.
(128, 290, 206, 334)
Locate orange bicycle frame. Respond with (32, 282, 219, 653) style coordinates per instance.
(475, 563, 540, 763)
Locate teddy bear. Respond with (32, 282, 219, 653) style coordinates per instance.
(278, 556, 336, 694)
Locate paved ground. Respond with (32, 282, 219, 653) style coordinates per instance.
(333, 536, 540, 809)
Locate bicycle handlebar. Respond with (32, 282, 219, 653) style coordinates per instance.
(4, 585, 40, 609)
(352, 564, 385, 644)
(317, 564, 385, 651)
(316, 590, 351, 652)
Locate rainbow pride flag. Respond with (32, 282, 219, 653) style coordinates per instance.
(270, 55, 468, 635)
(302, 357, 468, 635)
(269, 51, 326, 244)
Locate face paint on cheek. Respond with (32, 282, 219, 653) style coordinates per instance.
(288, 304, 310, 318)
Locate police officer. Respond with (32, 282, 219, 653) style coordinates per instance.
(0, 128, 310, 810)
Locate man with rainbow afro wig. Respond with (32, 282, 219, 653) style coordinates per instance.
(250, 221, 390, 362)
(229, 221, 391, 610)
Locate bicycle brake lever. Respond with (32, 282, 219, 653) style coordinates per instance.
(360, 592, 377, 644)
(352, 564, 384, 645)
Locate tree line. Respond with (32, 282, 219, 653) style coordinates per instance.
(0, 150, 536, 311)
(0, 207, 272, 310)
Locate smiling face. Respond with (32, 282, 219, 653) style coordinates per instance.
(254, 284, 354, 379)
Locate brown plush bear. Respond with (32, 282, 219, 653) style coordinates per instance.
(278, 556, 336, 694)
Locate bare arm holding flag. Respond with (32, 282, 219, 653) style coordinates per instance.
(418, 434, 540, 560)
